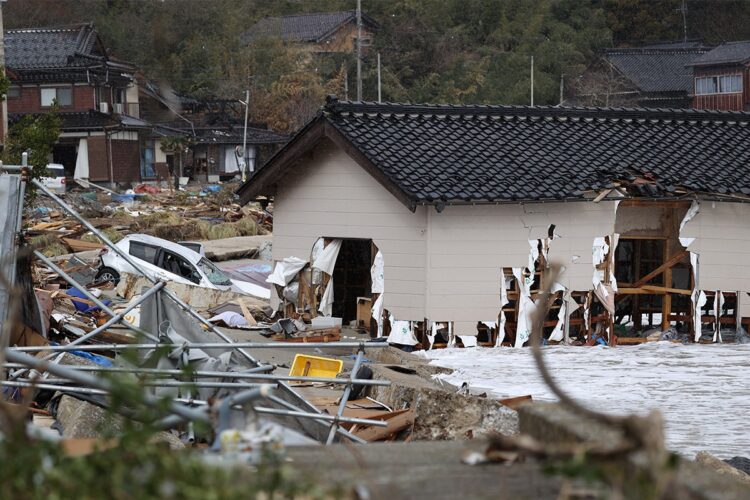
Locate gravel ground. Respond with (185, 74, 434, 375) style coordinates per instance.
(426, 342, 750, 459)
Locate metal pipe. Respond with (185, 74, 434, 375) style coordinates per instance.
(5, 349, 209, 424)
(326, 345, 366, 445)
(155, 386, 271, 431)
(3, 364, 389, 386)
(32, 251, 158, 342)
(172, 398, 388, 427)
(14, 377, 273, 390)
(1, 380, 108, 394)
(255, 406, 388, 427)
(4, 363, 275, 376)
(32, 180, 259, 365)
(11, 341, 387, 353)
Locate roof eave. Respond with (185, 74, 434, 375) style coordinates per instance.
(236, 115, 417, 212)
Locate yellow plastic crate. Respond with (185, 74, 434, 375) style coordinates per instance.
(289, 354, 343, 378)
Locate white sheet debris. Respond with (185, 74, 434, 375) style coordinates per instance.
(371, 250, 384, 293)
(312, 239, 342, 275)
(387, 317, 418, 346)
(427, 343, 750, 459)
(266, 257, 307, 286)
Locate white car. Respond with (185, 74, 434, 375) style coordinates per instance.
(41, 163, 66, 195)
(95, 234, 269, 299)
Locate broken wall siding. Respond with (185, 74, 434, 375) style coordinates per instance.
(272, 139, 428, 320)
(537, 202, 618, 290)
(425, 201, 617, 334)
(681, 202, 750, 292)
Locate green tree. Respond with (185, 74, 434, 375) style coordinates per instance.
(2, 107, 61, 187)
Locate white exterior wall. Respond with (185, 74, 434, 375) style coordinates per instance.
(272, 140, 428, 320)
(681, 202, 750, 292)
(426, 202, 617, 334)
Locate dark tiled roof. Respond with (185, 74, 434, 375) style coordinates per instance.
(603, 48, 708, 92)
(5, 24, 102, 70)
(192, 126, 289, 145)
(690, 41, 750, 67)
(242, 10, 377, 44)
(238, 99, 750, 206)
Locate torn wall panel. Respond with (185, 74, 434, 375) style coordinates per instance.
(680, 202, 750, 292)
(543, 201, 618, 290)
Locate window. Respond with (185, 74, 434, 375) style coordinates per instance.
(197, 258, 232, 286)
(40, 87, 72, 107)
(695, 74, 742, 95)
(129, 241, 159, 264)
(7, 86, 20, 99)
(159, 251, 201, 284)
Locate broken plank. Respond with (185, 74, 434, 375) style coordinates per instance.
(237, 299, 258, 326)
(353, 409, 415, 442)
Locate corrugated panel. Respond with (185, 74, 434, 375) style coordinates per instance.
(0, 175, 22, 328)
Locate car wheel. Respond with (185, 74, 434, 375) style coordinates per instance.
(95, 266, 121, 285)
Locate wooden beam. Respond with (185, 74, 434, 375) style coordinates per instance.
(641, 285, 692, 296)
(632, 250, 689, 288)
(618, 200, 692, 208)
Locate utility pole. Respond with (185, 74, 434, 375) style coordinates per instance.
(356, 0, 362, 101)
(559, 74, 564, 106)
(680, 0, 688, 43)
(530, 56, 534, 107)
(377, 52, 381, 103)
(0, 0, 7, 141)
(241, 89, 249, 182)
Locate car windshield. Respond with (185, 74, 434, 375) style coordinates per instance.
(47, 168, 65, 178)
(197, 258, 231, 286)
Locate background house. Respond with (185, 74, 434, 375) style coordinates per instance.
(3, 24, 156, 184)
(689, 41, 750, 110)
(572, 41, 709, 108)
(242, 10, 378, 54)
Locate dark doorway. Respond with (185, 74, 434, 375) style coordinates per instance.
(53, 144, 77, 177)
(332, 238, 372, 323)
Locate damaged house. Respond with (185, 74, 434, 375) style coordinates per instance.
(237, 97, 750, 347)
(3, 24, 157, 183)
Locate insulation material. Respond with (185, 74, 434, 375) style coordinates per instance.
(387, 317, 418, 346)
(458, 335, 478, 347)
(740, 292, 750, 318)
(679, 201, 700, 247)
(267, 257, 307, 287)
(495, 276, 511, 347)
(594, 283, 616, 315)
(371, 250, 384, 293)
(372, 293, 384, 337)
(513, 267, 536, 348)
(714, 291, 724, 343)
(548, 303, 566, 342)
(310, 238, 325, 285)
(692, 289, 707, 343)
(312, 239, 342, 275)
(318, 278, 334, 317)
(680, 202, 750, 292)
